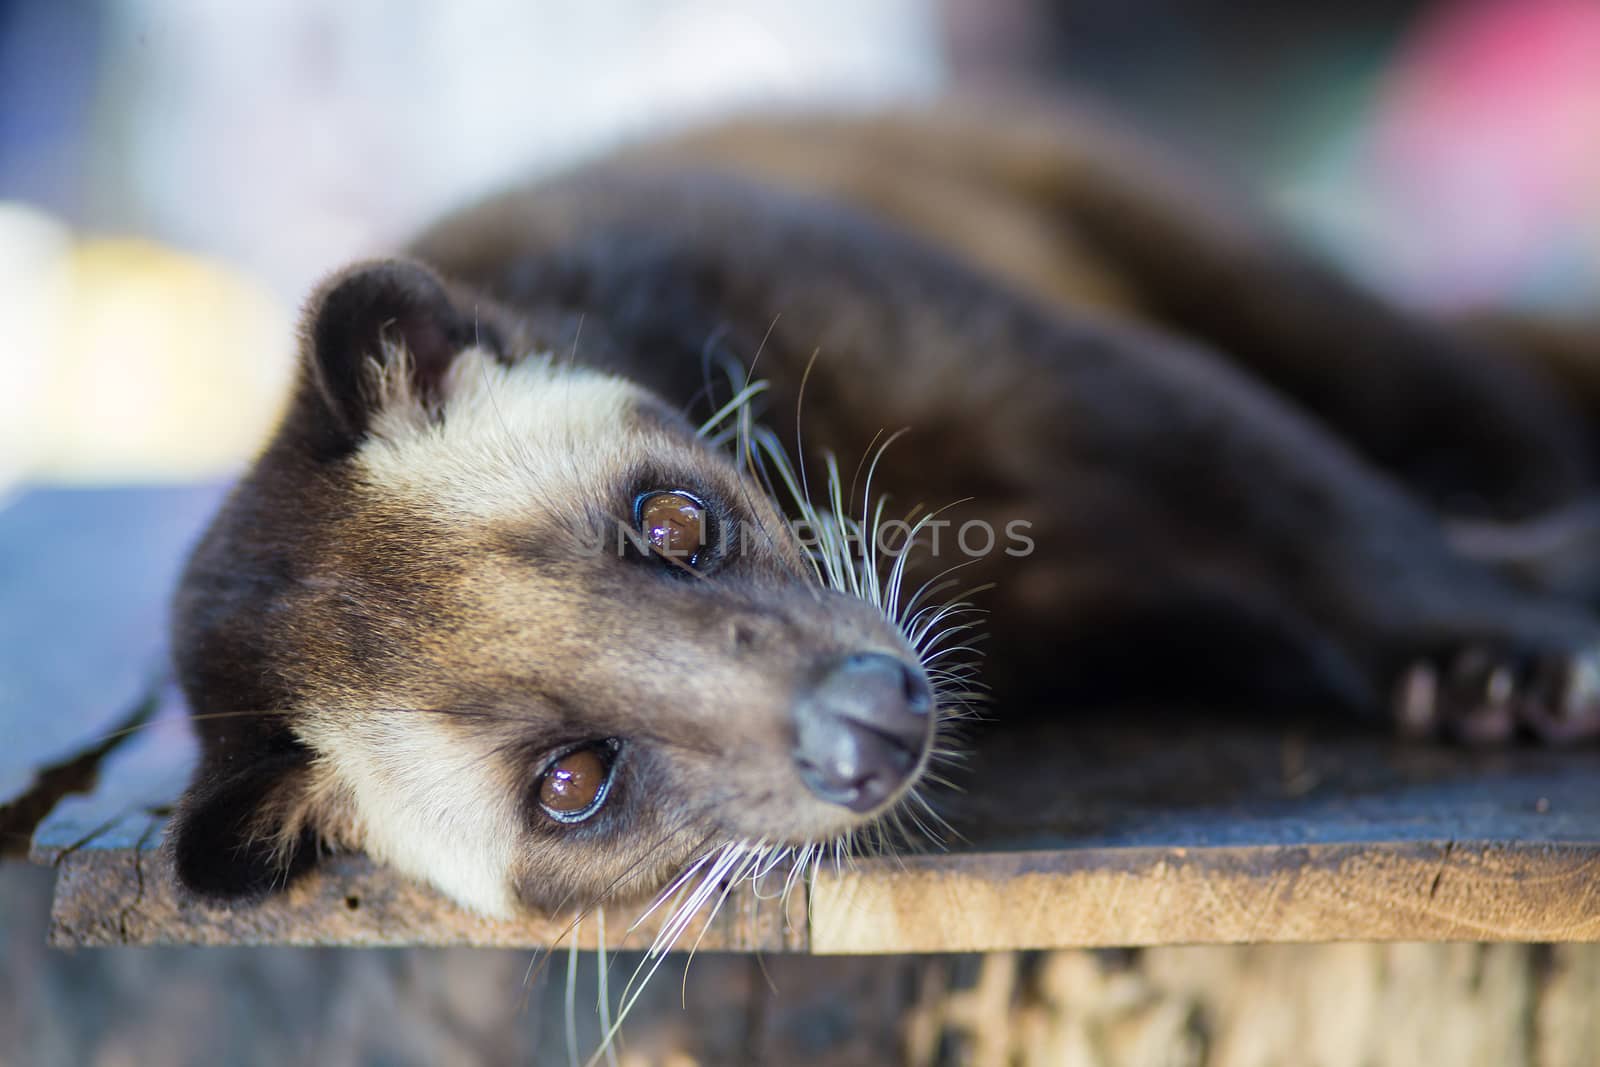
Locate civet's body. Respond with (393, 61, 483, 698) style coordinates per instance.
(170, 99, 1600, 919)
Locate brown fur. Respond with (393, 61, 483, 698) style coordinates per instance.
(171, 97, 1600, 918)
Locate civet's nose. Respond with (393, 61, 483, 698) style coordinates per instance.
(791, 652, 934, 812)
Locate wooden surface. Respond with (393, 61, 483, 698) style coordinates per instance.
(0, 486, 225, 807)
(11, 861, 1600, 1066)
(811, 717, 1600, 950)
(6, 486, 1600, 950)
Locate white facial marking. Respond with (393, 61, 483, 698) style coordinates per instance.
(328, 345, 653, 915)
(299, 708, 523, 917)
(357, 346, 647, 522)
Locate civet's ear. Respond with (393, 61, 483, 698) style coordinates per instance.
(167, 738, 320, 902)
(300, 258, 502, 450)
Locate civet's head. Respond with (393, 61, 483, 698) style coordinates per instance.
(169, 260, 959, 918)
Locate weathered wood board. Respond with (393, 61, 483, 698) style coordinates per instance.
(7, 487, 1600, 951)
(810, 715, 1600, 950)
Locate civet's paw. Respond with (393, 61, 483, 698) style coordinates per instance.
(1393, 643, 1600, 746)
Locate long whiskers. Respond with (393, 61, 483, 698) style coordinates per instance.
(568, 403, 989, 1056)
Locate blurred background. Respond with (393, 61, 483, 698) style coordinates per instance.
(3, 1, 1598, 1064)
(2, 0, 1598, 495)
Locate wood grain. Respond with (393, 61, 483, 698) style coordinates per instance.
(809, 842, 1600, 952)
(47, 845, 807, 951)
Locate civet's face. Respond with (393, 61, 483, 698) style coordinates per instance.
(170, 261, 943, 917)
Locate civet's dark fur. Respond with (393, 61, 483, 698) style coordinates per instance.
(170, 98, 1600, 911)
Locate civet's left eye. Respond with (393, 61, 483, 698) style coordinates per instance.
(635, 491, 710, 568)
(536, 743, 615, 823)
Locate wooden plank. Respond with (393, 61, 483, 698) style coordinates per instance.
(0, 485, 226, 807)
(27, 678, 195, 867)
(39, 713, 1600, 949)
(809, 842, 1600, 951)
(46, 847, 807, 951)
(908, 716, 1600, 851)
(13, 487, 1600, 950)
(811, 718, 1600, 950)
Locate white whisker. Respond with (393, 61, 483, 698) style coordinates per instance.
(697, 381, 772, 439)
(583, 397, 989, 1061)
(595, 907, 619, 1067)
(565, 922, 581, 1067)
